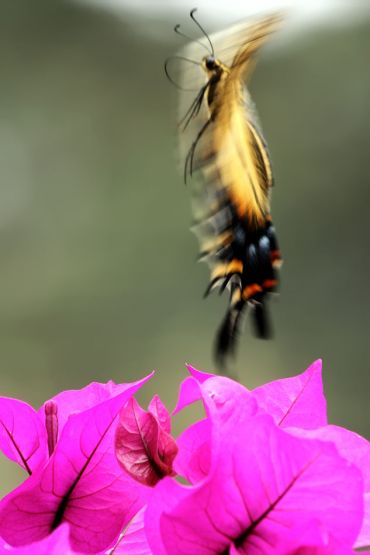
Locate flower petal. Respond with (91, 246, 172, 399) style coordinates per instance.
(173, 374, 257, 482)
(0, 397, 47, 475)
(0, 524, 77, 554)
(148, 396, 171, 435)
(108, 507, 152, 554)
(145, 478, 188, 555)
(115, 398, 177, 487)
(172, 376, 202, 416)
(174, 418, 211, 483)
(0, 374, 153, 554)
(186, 365, 214, 383)
(286, 424, 370, 549)
(38, 381, 135, 437)
(147, 415, 363, 554)
(253, 360, 327, 428)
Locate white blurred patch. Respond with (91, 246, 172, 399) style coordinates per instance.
(76, 0, 370, 28)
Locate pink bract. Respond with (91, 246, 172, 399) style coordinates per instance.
(0, 374, 153, 553)
(0, 360, 368, 554)
(146, 414, 363, 554)
(0, 397, 48, 474)
(115, 397, 178, 486)
(0, 524, 78, 554)
(108, 506, 152, 554)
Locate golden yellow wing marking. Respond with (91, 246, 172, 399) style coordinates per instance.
(209, 79, 269, 225)
(203, 14, 282, 227)
(229, 14, 283, 83)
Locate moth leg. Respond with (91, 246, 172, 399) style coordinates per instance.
(184, 117, 212, 183)
(180, 83, 208, 130)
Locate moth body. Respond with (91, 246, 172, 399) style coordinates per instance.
(169, 11, 284, 372)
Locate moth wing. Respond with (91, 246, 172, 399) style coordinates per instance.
(215, 13, 283, 192)
(175, 13, 282, 255)
(176, 12, 283, 183)
(228, 13, 284, 83)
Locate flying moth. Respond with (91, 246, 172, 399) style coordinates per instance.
(166, 10, 283, 372)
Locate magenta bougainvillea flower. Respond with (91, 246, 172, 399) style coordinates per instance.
(147, 415, 363, 553)
(0, 361, 368, 554)
(0, 375, 154, 553)
(149, 360, 369, 554)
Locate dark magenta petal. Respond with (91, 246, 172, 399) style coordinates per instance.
(147, 415, 363, 554)
(44, 401, 58, 457)
(253, 359, 327, 428)
(0, 373, 153, 554)
(0, 397, 47, 475)
(148, 395, 171, 434)
(115, 398, 178, 487)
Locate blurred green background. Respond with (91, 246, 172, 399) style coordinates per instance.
(0, 0, 369, 493)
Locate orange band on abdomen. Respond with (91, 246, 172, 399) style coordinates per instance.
(242, 284, 263, 300)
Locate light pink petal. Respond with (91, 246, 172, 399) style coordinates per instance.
(0, 524, 78, 554)
(147, 415, 363, 554)
(38, 381, 134, 436)
(0, 373, 153, 554)
(108, 507, 152, 554)
(174, 418, 211, 483)
(286, 424, 370, 549)
(0, 397, 47, 474)
(253, 359, 327, 429)
(148, 396, 171, 434)
(115, 398, 177, 487)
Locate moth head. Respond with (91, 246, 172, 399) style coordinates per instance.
(202, 55, 220, 73)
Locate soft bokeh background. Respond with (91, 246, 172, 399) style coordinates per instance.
(0, 0, 369, 493)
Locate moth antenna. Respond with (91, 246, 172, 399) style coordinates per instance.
(164, 57, 201, 91)
(174, 23, 212, 55)
(190, 8, 215, 56)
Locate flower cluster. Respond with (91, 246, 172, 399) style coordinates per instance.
(0, 361, 368, 554)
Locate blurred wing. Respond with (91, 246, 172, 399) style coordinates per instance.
(176, 12, 283, 191)
(210, 85, 272, 225)
(208, 14, 283, 223)
(214, 12, 283, 196)
(229, 13, 284, 83)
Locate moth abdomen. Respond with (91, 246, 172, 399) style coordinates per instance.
(210, 218, 281, 370)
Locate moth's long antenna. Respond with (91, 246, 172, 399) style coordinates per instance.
(164, 56, 202, 91)
(190, 8, 215, 56)
(166, 55, 201, 67)
(174, 24, 212, 56)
